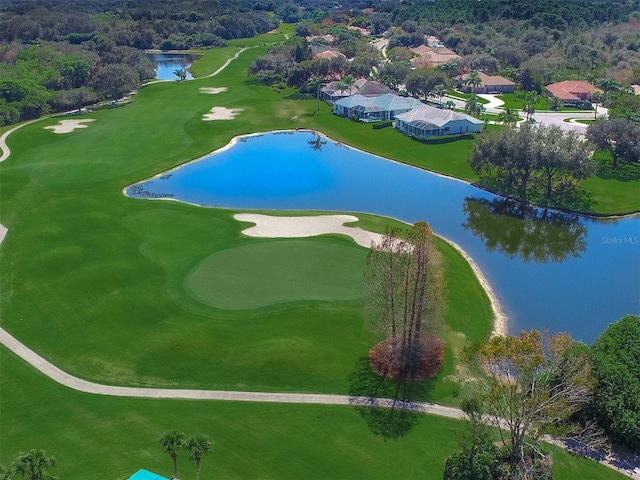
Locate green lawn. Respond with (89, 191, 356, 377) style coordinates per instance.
(0, 32, 493, 397)
(496, 93, 550, 110)
(0, 27, 634, 479)
(0, 348, 627, 480)
(185, 239, 368, 309)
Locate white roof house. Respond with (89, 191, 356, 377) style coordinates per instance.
(394, 105, 483, 138)
(333, 94, 423, 121)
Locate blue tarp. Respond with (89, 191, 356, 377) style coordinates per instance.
(128, 469, 169, 480)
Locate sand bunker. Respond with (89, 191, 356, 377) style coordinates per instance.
(44, 119, 95, 134)
(202, 107, 243, 121)
(234, 213, 384, 248)
(235, 213, 507, 336)
(199, 87, 228, 94)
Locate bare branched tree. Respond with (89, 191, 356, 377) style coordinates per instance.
(366, 222, 444, 380)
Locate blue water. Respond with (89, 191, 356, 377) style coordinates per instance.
(127, 131, 640, 343)
(148, 53, 194, 80)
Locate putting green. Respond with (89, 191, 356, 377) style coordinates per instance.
(185, 239, 368, 309)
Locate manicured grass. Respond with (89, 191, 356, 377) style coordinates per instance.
(0, 349, 627, 480)
(496, 93, 550, 110)
(581, 151, 640, 214)
(185, 239, 368, 309)
(0, 27, 634, 480)
(446, 90, 490, 104)
(0, 37, 493, 397)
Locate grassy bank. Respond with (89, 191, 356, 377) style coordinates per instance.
(0, 26, 634, 479)
(0, 349, 627, 480)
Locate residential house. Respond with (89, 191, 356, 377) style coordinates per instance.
(333, 93, 423, 121)
(545, 80, 601, 105)
(348, 25, 371, 36)
(457, 72, 515, 94)
(320, 78, 368, 103)
(631, 84, 640, 95)
(354, 80, 395, 96)
(394, 105, 483, 138)
(313, 49, 346, 61)
(306, 34, 335, 45)
(426, 36, 445, 48)
(410, 44, 460, 68)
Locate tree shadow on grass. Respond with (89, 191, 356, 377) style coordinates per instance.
(409, 133, 476, 145)
(348, 356, 434, 439)
(595, 160, 640, 182)
(283, 92, 314, 101)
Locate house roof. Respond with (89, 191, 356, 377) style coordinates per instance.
(395, 105, 483, 127)
(355, 80, 395, 96)
(545, 81, 601, 100)
(335, 93, 422, 112)
(348, 25, 371, 35)
(410, 45, 460, 67)
(632, 84, 640, 95)
(314, 49, 346, 61)
(458, 72, 515, 87)
(306, 34, 334, 44)
(321, 78, 368, 97)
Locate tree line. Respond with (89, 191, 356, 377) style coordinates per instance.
(365, 222, 639, 477)
(0, 0, 281, 126)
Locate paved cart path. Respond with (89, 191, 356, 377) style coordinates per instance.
(0, 45, 638, 480)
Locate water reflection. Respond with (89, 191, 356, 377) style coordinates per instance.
(462, 197, 587, 263)
(308, 133, 327, 151)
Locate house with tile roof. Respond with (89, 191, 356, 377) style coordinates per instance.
(320, 78, 368, 103)
(333, 93, 423, 121)
(321, 79, 393, 103)
(394, 105, 483, 138)
(313, 49, 346, 61)
(410, 44, 460, 68)
(545, 80, 601, 105)
(457, 72, 515, 94)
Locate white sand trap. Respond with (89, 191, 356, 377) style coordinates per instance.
(202, 106, 243, 121)
(199, 87, 228, 94)
(235, 213, 507, 336)
(234, 213, 384, 248)
(44, 119, 95, 134)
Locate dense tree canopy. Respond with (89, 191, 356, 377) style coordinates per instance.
(590, 315, 640, 451)
(470, 124, 595, 203)
(474, 330, 594, 477)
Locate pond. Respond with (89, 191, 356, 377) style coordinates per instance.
(147, 52, 194, 80)
(126, 131, 640, 343)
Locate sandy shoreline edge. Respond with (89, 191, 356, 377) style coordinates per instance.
(234, 213, 506, 337)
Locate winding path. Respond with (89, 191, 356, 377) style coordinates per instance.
(0, 42, 638, 480)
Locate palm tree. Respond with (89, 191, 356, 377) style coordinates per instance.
(522, 91, 539, 122)
(12, 449, 56, 480)
(549, 95, 562, 111)
(497, 107, 518, 124)
(173, 68, 187, 81)
(445, 99, 456, 110)
(434, 83, 446, 106)
(159, 430, 186, 479)
(465, 94, 482, 116)
(595, 77, 619, 106)
(306, 75, 324, 114)
(592, 91, 603, 120)
(342, 74, 355, 95)
(466, 69, 482, 93)
(186, 434, 212, 480)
